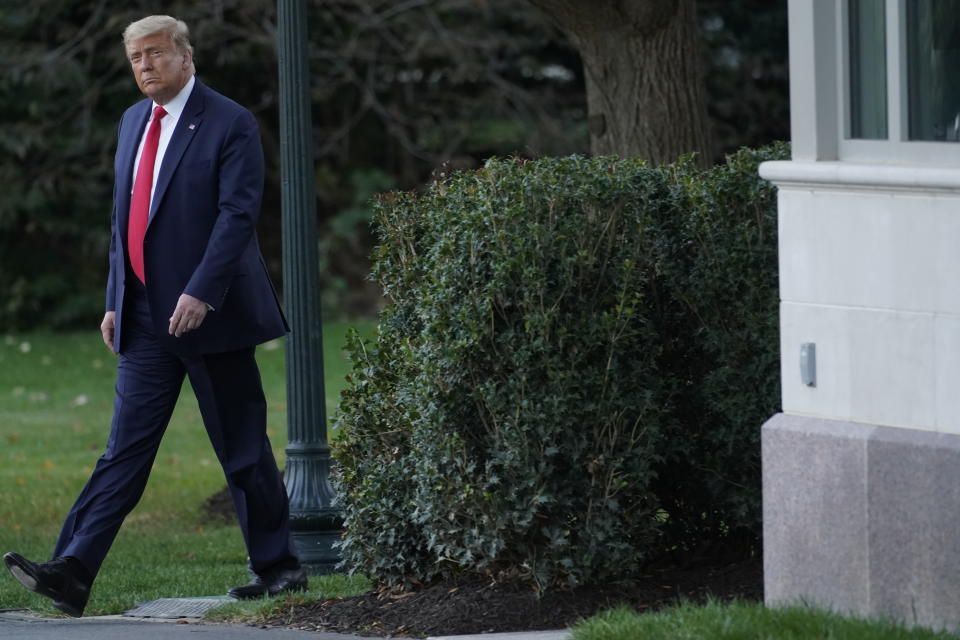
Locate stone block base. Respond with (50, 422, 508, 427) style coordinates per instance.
(763, 413, 960, 631)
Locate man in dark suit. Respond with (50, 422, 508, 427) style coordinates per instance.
(3, 15, 305, 617)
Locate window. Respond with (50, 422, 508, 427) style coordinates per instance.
(836, 0, 960, 162)
(849, 0, 887, 139)
(907, 0, 960, 141)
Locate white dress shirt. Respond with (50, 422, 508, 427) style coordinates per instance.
(131, 74, 196, 203)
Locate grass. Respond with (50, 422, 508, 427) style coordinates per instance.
(0, 323, 373, 616)
(204, 572, 369, 624)
(571, 601, 960, 640)
(9, 329, 952, 637)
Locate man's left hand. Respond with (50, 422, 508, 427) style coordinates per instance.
(169, 293, 209, 337)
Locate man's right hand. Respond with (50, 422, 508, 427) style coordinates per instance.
(101, 311, 117, 353)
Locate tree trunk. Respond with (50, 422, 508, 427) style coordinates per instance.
(529, 0, 712, 166)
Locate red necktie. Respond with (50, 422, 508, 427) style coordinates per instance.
(128, 105, 167, 285)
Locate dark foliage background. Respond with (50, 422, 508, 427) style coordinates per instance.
(0, 0, 787, 330)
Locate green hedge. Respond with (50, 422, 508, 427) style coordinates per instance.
(649, 145, 786, 550)
(333, 143, 788, 589)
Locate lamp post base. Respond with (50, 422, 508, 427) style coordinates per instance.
(292, 530, 343, 575)
(290, 510, 343, 575)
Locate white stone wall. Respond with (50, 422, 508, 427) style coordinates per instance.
(763, 2, 960, 631)
(764, 161, 960, 434)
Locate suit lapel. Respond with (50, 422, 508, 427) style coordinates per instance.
(149, 81, 206, 225)
(116, 101, 152, 241)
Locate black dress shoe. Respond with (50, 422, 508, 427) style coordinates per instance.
(228, 566, 308, 600)
(3, 552, 91, 617)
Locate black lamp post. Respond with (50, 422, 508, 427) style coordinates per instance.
(276, 0, 342, 573)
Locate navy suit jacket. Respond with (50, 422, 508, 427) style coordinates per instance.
(106, 79, 288, 356)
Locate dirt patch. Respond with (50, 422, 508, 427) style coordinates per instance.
(261, 556, 762, 637)
(200, 485, 235, 524)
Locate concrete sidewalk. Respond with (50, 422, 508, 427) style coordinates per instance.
(429, 632, 571, 640)
(1, 612, 571, 640)
(0, 612, 362, 639)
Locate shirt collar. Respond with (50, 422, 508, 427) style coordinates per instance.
(153, 74, 195, 121)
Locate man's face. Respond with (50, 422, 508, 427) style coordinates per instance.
(126, 32, 192, 105)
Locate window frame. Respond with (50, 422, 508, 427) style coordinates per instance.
(838, 0, 960, 164)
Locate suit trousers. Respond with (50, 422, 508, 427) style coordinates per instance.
(52, 281, 298, 579)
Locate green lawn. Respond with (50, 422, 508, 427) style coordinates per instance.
(571, 602, 960, 640)
(9, 328, 950, 638)
(0, 324, 372, 616)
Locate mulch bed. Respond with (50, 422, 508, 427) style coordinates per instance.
(259, 556, 762, 638)
(203, 486, 762, 637)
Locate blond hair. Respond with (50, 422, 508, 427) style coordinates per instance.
(123, 15, 195, 70)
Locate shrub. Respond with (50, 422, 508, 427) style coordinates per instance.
(648, 144, 786, 549)
(333, 144, 788, 589)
